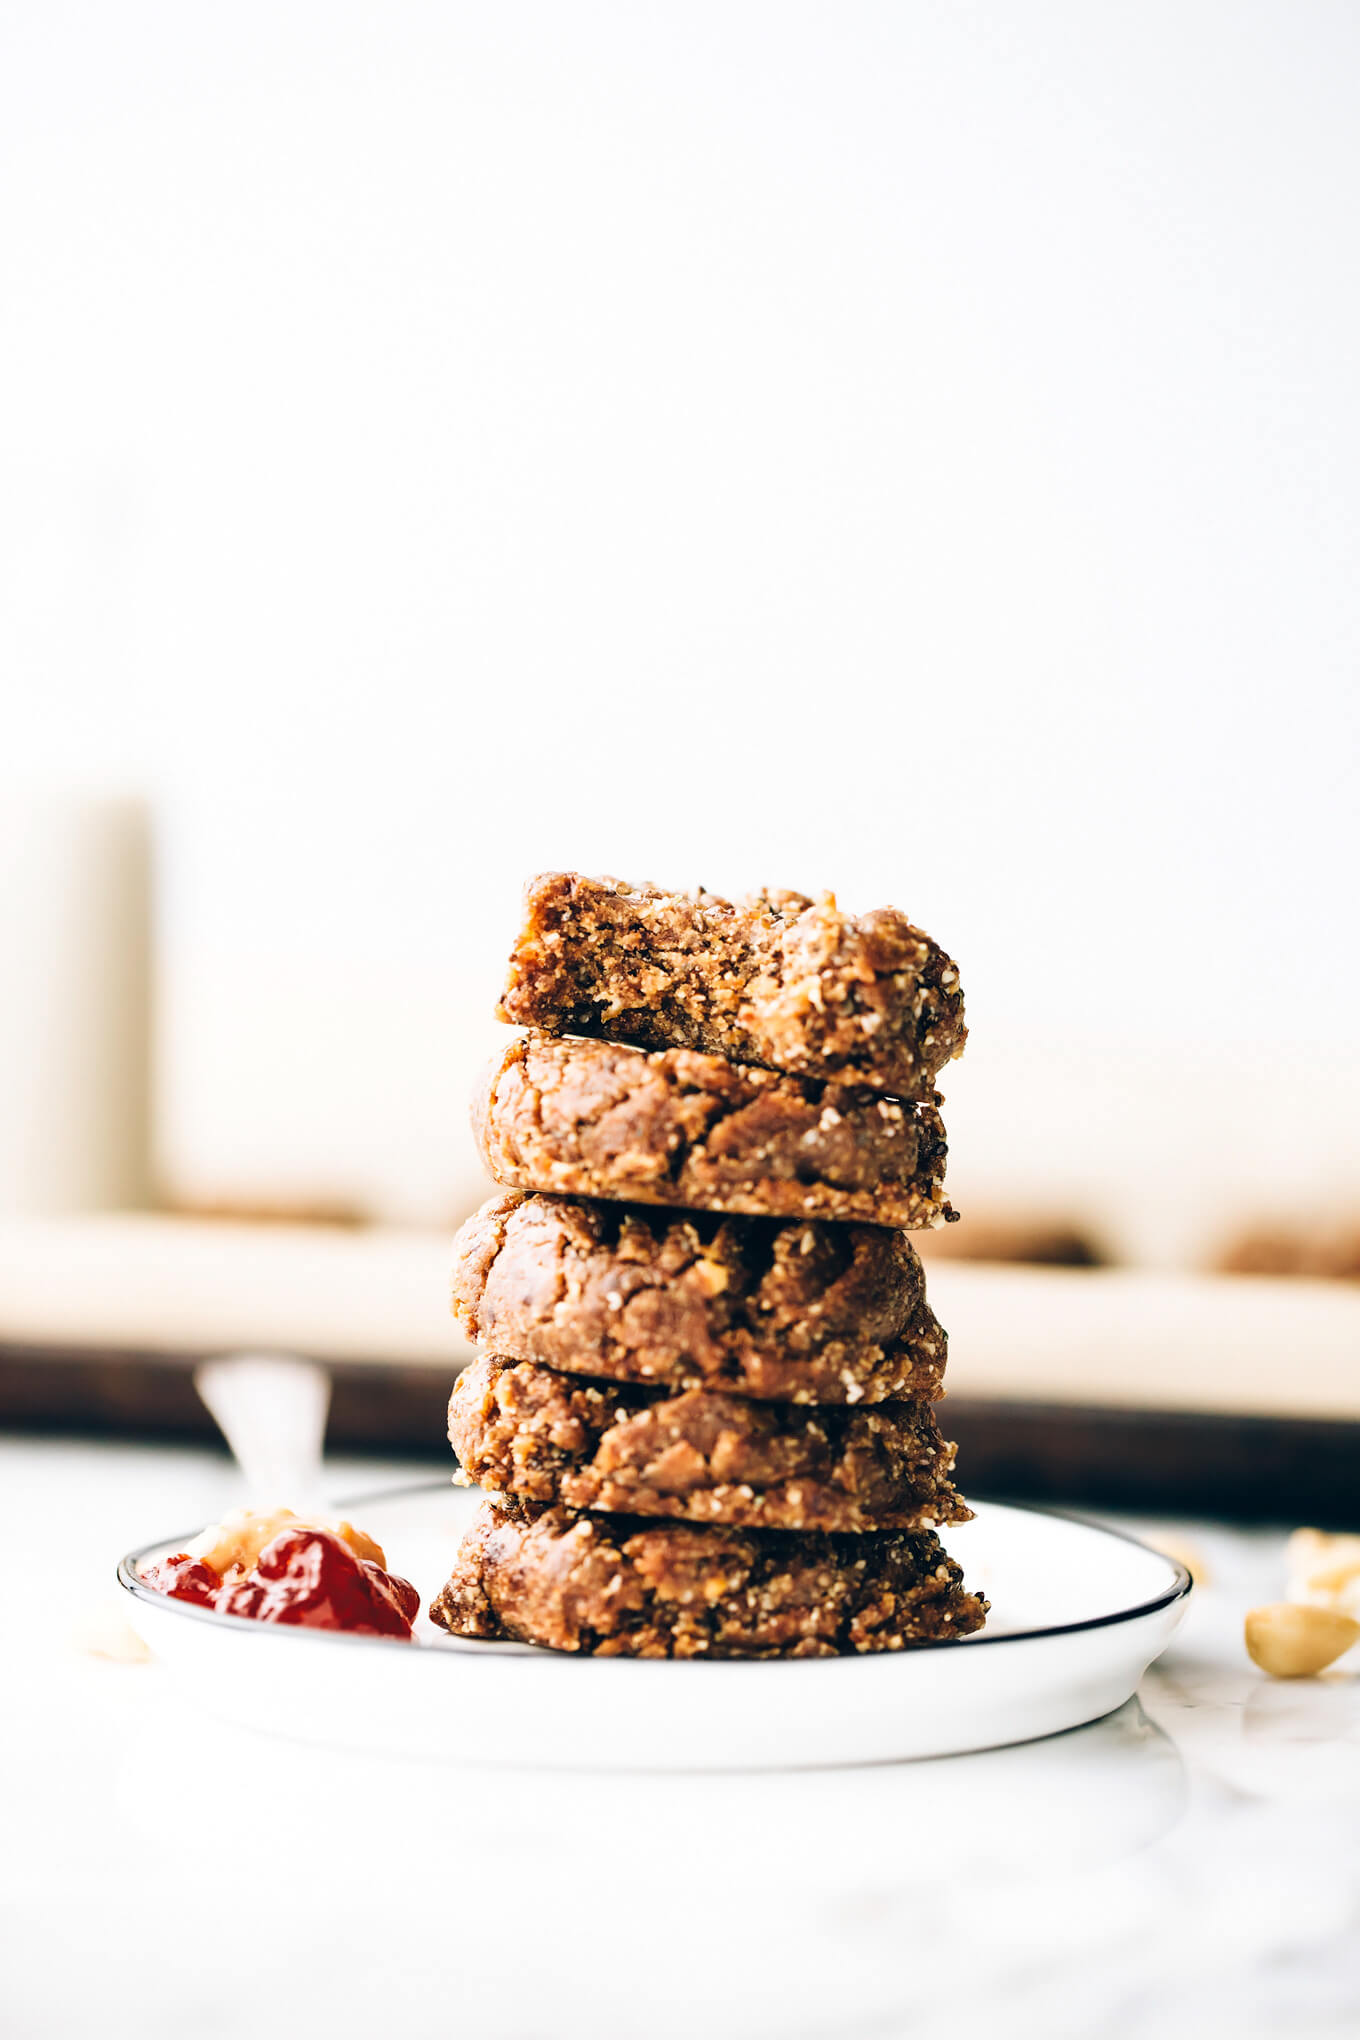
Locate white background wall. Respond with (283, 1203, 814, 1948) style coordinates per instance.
(3, 4, 1358, 1256)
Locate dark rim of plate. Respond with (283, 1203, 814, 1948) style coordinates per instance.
(116, 1480, 1193, 1661)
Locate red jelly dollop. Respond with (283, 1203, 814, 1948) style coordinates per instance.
(142, 1553, 223, 1607)
(363, 1559, 422, 1626)
(142, 1527, 418, 1639)
(236, 1526, 416, 1637)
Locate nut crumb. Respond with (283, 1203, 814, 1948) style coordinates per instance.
(1245, 1602, 1360, 1678)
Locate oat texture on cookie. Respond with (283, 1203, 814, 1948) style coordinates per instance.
(431, 871, 985, 1658)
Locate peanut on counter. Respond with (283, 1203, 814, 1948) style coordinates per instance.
(1244, 1604, 1360, 1679)
(1284, 1528, 1360, 1619)
(1246, 1528, 1360, 1678)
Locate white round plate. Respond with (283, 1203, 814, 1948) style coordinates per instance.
(119, 1483, 1190, 1770)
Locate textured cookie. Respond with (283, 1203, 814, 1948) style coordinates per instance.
(451, 1193, 946, 1404)
(448, 1353, 968, 1534)
(429, 1501, 988, 1657)
(497, 871, 966, 1099)
(472, 1032, 955, 1229)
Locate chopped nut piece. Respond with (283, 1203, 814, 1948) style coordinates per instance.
(1285, 1528, 1360, 1618)
(1138, 1532, 1212, 1586)
(1244, 1602, 1360, 1678)
(76, 1595, 153, 1663)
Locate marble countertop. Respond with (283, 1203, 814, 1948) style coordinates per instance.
(4, 1436, 1357, 2040)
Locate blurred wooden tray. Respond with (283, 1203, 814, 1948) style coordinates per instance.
(3, 1217, 1358, 1521)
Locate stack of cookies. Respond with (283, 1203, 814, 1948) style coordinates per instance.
(428, 872, 988, 1658)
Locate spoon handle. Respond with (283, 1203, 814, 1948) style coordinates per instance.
(194, 1352, 331, 1508)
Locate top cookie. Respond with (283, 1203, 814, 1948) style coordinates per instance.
(497, 871, 966, 1099)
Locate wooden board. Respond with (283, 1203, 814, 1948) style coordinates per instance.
(4, 1338, 1358, 1525)
(3, 1216, 1357, 1521)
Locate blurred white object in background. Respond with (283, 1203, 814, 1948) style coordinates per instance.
(0, 790, 153, 1213)
(194, 1352, 331, 1509)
